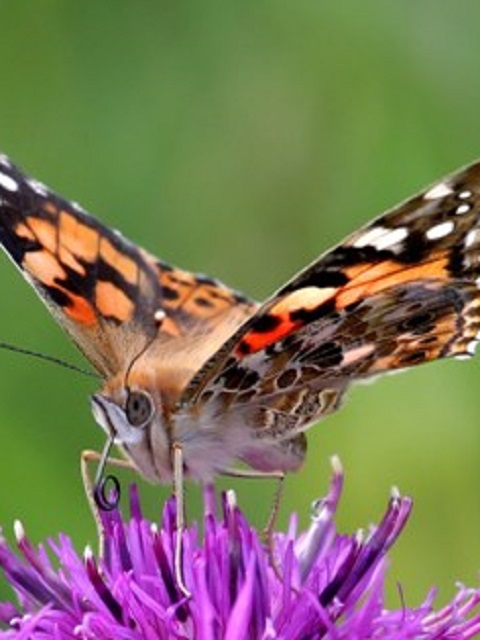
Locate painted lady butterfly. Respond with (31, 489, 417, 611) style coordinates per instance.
(0, 155, 479, 499)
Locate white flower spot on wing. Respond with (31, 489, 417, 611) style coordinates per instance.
(353, 226, 408, 250)
(0, 171, 18, 192)
(27, 179, 48, 197)
(425, 221, 455, 241)
(465, 229, 480, 248)
(423, 182, 453, 200)
(456, 203, 471, 215)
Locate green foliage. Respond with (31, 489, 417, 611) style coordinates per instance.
(0, 0, 479, 607)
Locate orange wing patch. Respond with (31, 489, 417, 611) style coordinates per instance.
(23, 249, 67, 286)
(59, 211, 98, 265)
(145, 257, 256, 340)
(100, 236, 138, 285)
(236, 287, 337, 355)
(62, 292, 97, 326)
(236, 255, 452, 357)
(22, 246, 97, 327)
(336, 256, 449, 309)
(95, 280, 134, 322)
(10, 200, 146, 331)
(23, 218, 57, 255)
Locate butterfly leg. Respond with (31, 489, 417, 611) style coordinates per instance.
(219, 466, 285, 580)
(80, 448, 137, 556)
(219, 466, 285, 537)
(172, 442, 191, 598)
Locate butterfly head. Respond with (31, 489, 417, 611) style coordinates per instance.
(90, 370, 174, 482)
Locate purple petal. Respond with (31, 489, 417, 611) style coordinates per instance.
(0, 461, 479, 639)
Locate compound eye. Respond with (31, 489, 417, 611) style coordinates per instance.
(125, 390, 154, 428)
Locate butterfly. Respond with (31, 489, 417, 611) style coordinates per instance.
(1, 155, 480, 542)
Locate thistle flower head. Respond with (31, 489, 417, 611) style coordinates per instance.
(1, 460, 480, 638)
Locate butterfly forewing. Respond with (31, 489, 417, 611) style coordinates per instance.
(181, 161, 480, 446)
(0, 158, 165, 376)
(0, 156, 255, 383)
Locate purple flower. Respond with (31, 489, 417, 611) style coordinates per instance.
(0, 459, 480, 639)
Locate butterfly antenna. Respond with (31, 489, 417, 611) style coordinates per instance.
(0, 341, 99, 378)
(123, 332, 159, 388)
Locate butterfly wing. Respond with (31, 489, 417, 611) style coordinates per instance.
(181, 161, 480, 468)
(0, 155, 255, 380)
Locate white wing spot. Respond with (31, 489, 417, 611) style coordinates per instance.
(353, 226, 408, 250)
(353, 226, 388, 248)
(466, 339, 479, 356)
(342, 344, 375, 366)
(72, 201, 85, 213)
(466, 229, 480, 248)
(0, 171, 18, 192)
(373, 227, 409, 250)
(27, 179, 48, 197)
(425, 221, 454, 241)
(456, 203, 471, 215)
(154, 309, 166, 324)
(424, 182, 453, 200)
(0, 155, 11, 167)
(459, 190, 472, 199)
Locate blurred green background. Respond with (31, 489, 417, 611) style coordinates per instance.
(0, 0, 479, 609)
